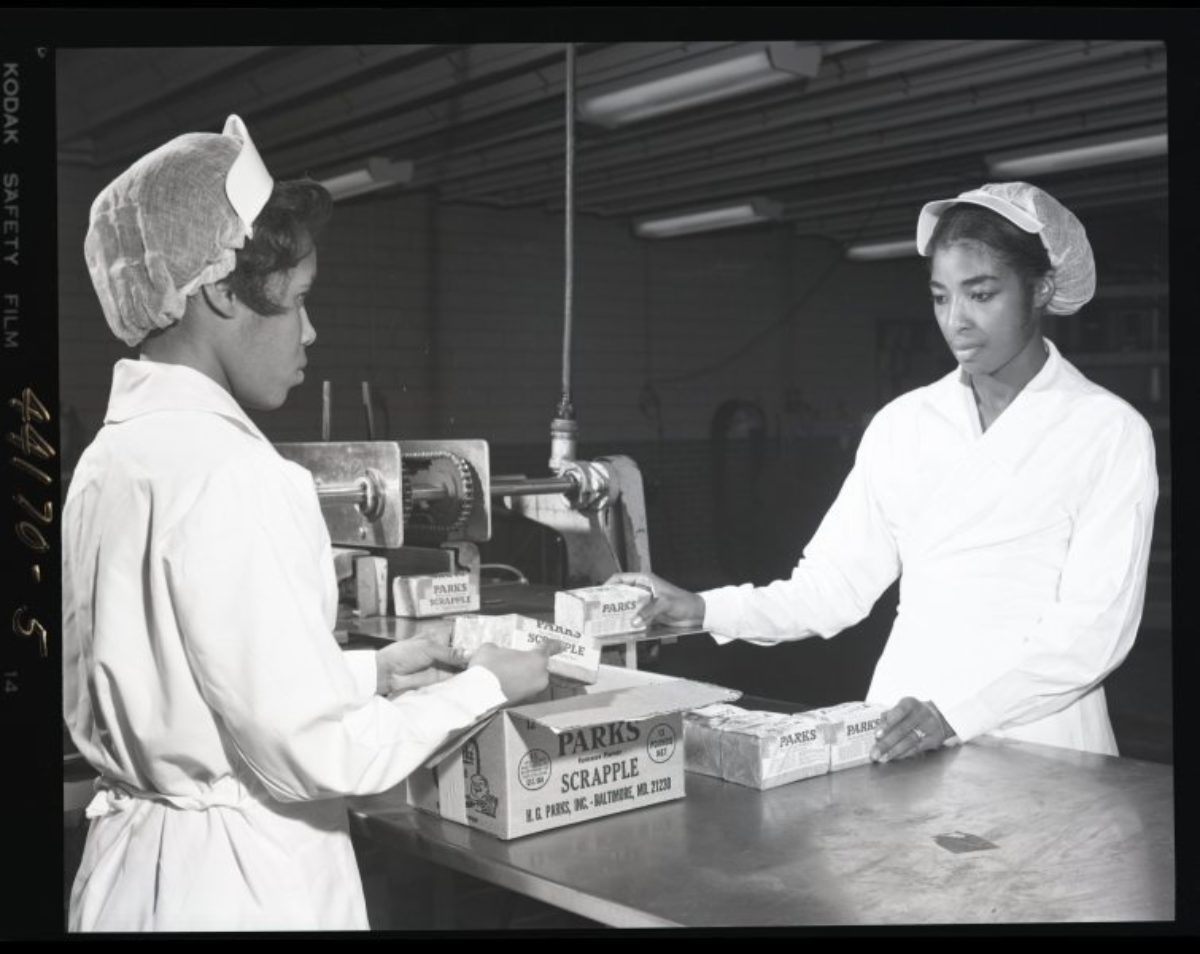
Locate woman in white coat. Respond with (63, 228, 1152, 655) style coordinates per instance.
(612, 182, 1157, 763)
(63, 116, 551, 932)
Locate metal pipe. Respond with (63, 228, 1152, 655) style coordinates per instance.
(490, 474, 578, 498)
(549, 42, 579, 473)
(362, 381, 376, 440)
(317, 481, 368, 506)
(559, 40, 577, 419)
(322, 381, 332, 441)
(321, 473, 581, 513)
(315, 469, 385, 520)
(410, 483, 451, 502)
(561, 42, 576, 410)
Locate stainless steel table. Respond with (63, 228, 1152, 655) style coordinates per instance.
(349, 737, 1174, 927)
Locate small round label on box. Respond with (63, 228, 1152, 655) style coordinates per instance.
(518, 749, 552, 790)
(646, 723, 676, 764)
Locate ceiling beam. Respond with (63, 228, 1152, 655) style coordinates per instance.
(441, 41, 1163, 204)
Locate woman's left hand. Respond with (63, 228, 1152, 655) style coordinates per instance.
(375, 636, 462, 695)
(870, 697, 956, 763)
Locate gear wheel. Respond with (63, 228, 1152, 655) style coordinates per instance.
(400, 470, 414, 523)
(404, 450, 476, 538)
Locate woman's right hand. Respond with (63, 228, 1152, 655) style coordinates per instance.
(606, 572, 706, 628)
(469, 642, 553, 703)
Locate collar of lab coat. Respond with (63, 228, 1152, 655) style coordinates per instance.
(943, 336, 1080, 470)
(104, 357, 272, 444)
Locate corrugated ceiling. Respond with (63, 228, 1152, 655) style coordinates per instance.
(57, 40, 1168, 243)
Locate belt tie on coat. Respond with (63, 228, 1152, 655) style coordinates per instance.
(84, 775, 258, 817)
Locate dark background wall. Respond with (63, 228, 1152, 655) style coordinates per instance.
(57, 166, 1171, 760)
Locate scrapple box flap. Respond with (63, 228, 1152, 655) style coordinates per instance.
(511, 679, 741, 733)
(420, 704, 502, 769)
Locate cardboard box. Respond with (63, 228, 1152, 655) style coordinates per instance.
(451, 613, 600, 684)
(719, 710, 831, 790)
(554, 583, 651, 639)
(407, 666, 739, 840)
(392, 571, 479, 618)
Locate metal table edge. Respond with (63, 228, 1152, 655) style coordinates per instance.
(349, 807, 683, 929)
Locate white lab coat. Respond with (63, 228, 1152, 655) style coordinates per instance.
(702, 340, 1158, 755)
(62, 358, 506, 932)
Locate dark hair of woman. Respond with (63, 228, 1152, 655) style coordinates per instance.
(226, 179, 333, 316)
(927, 203, 1053, 293)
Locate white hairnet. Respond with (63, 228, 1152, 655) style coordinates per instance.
(84, 115, 275, 347)
(915, 181, 1096, 315)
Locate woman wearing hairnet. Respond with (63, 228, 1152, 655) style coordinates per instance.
(612, 182, 1157, 762)
(63, 116, 551, 931)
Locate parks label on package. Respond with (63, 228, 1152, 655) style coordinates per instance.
(819, 701, 889, 771)
(554, 583, 652, 638)
(718, 709, 831, 790)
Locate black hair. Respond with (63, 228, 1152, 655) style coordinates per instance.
(225, 179, 333, 316)
(927, 203, 1053, 290)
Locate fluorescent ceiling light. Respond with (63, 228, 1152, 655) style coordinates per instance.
(986, 128, 1167, 178)
(845, 238, 919, 261)
(579, 42, 821, 128)
(319, 157, 414, 201)
(635, 198, 783, 239)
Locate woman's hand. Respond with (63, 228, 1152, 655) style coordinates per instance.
(469, 641, 554, 704)
(870, 697, 956, 762)
(374, 636, 461, 695)
(606, 572, 706, 628)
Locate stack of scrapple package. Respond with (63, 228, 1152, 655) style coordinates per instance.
(448, 581, 653, 689)
(685, 701, 890, 790)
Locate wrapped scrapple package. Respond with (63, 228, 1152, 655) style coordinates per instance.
(392, 571, 479, 618)
(815, 702, 890, 772)
(719, 710, 831, 790)
(354, 556, 389, 617)
(554, 583, 651, 639)
(683, 703, 749, 779)
(407, 666, 740, 839)
(451, 613, 600, 684)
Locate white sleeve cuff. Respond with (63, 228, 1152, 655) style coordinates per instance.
(342, 650, 380, 700)
(699, 586, 743, 644)
(406, 665, 508, 716)
(939, 694, 994, 746)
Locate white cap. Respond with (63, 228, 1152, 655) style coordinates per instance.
(915, 181, 1096, 315)
(84, 115, 276, 347)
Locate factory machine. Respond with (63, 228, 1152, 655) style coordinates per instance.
(274, 426, 672, 665)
